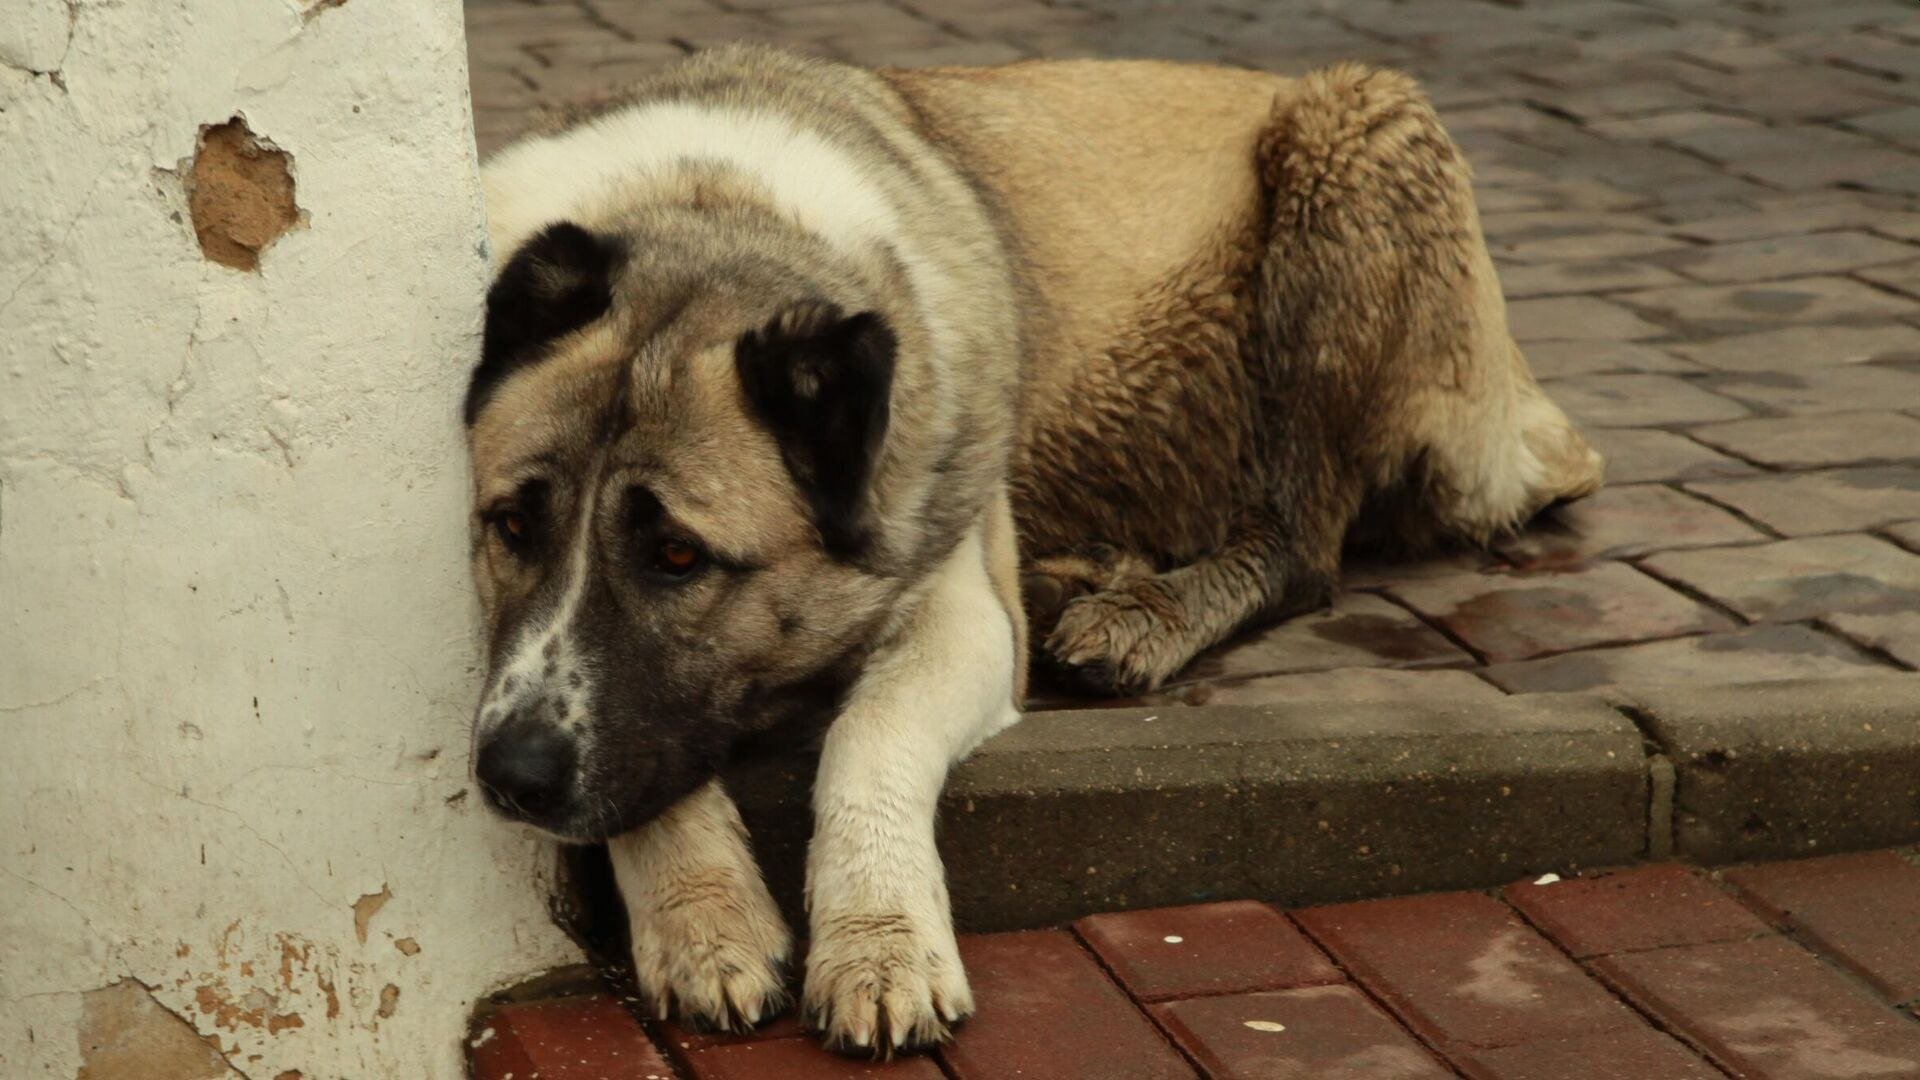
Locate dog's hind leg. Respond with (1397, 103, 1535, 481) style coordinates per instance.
(1260, 62, 1603, 548)
(1043, 62, 1605, 695)
(608, 778, 793, 1031)
(1044, 485, 1352, 696)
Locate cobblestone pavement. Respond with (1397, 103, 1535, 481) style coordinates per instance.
(465, 0, 1920, 707)
(471, 848, 1920, 1079)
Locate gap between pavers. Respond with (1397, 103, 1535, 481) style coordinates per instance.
(552, 673, 1920, 950)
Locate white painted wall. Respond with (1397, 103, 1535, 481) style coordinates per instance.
(0, 1, 579, 1076)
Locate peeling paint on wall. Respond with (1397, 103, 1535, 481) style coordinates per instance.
(78, 981, 242, 1080)
(351, 886, 392, 945)
(186, 118, 301, 272)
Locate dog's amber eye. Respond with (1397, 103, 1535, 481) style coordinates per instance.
(493, 510, 532, 552)
(653, 539, 702, 578)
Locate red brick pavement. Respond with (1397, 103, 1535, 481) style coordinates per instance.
(469, 850, 1920, 1079)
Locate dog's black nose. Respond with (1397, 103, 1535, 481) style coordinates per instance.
(475, 721, 575, 820)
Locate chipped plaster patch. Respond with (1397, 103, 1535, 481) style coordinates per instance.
(78, 981, 241, 1080)
(352, 886, 392, 944)
(187, 118, 300, 272)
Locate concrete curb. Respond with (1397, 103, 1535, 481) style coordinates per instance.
(1623, 676, 1920, 863)
(556, 673, 1920, 947)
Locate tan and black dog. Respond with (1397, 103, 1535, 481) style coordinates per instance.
(464, 44, 1601, 1055)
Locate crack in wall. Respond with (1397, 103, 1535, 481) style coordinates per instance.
(0, 0, 78, 88)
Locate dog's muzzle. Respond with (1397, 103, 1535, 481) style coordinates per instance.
(474, 716, 577, 826)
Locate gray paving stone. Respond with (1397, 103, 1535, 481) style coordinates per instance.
(1583, 427, 1759, 484)
(1498, 231, 1691, 262)
(1662, 231, 1918, 284)
(1859, 259, 1920, 299)
(1733, 147, 1920, 190)
(1618, 277, 1920, 335)
(1574, 20, 1755, 61)
(1586, 110, 1762, 142)
(1545, 373, 1752, 428)
(1687, 466, 1920, 537)
(1484, 625, 1887, 694)
(1843, 105, 1920, 142)
(1666, 122, 1888, 165)
(1823, 610, 1920, 667)
(1700, 364, 1920, 416)
(1523, 340, 1699, 379)
(1502, 260, 1691, 299)
(1679, 41, 1789, 73)
(1669, 324, 1920, 372)
(1675, 64, 1903, 122)
(1497, 483, 1767, 568)
(1153, 667, 1505, 709)
(1672, 200, 1906, 244)
(1170, 592, 1470, 686)
(1509, 296, 1667, 342)
(1389, 560, 1733, 663)
(1643, 533, 1920, 623)
(1689, 411, 1920, 469)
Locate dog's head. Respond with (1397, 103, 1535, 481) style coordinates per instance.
(462, 220, 909, 841)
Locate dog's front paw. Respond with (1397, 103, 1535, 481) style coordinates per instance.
(627, 867, 793, 1032)
(1044, 585, 1187, 696)
(803, 909, 973, 1057)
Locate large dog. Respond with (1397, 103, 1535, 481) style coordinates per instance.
(464, 45, 1602, 1054)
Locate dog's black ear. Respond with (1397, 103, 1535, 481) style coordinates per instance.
(735, 301, 896, 561)
(465, 222, 623, 426)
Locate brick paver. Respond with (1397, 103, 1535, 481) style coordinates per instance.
(1594, 936, 1920, 1078)
(1504, 863, 1772, 960)
(1726, 851, 1920, 1006)
(1580, 427, 1755, 485)
(1689, 411, 1920, 469)
(1685, 466, 1920, 536)
(469, 994, 677, 1080)
(1387, 560, 1734, 662)
(1294, 892, 1646, 1051)
(1483, 623, 1886, 693)
(472, 856, 1920, 1080)
(1075, 899, 1340, 1003)
(464, 0, 1920, 730)
(1449, 1029, 1724, 1080)
(1151, 986, 1453, 1080)
(1494, 483, 1765, 568)
(1670, 323, 1920, 371)
(1642, 533, 1920, 621)
(942, 930, 1194, 1079)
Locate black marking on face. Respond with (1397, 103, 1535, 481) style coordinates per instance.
(466, 222, 625, 426)
(735, 300, 895, 562)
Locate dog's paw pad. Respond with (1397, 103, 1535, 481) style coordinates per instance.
(1043, 589, 1182, 696)
(803, 914, 971, 1057)
(628, 874, 794, 1033)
